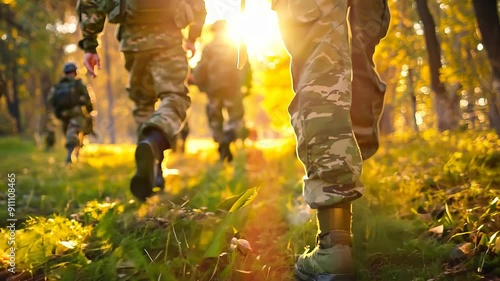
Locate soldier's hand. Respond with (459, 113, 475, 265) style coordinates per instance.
(187, 74, 196, 85)
(185, 40, 196, 59)
(84, 52, 101, 78)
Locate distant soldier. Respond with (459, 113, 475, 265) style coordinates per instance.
(78, 0, 206, 201)
(47, 63, 94, 163)
(193, 20, 252, 162)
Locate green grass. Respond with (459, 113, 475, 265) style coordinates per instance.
(0, 131, 499, 280)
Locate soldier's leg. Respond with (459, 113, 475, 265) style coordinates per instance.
(65, 116, 84, 164)
(349, 0, 390, 160)
(128, 46, 190, 201)
(207, 95, 230, 161)
(139, 46, 191, 145)
(206, 94, 224, 144)
(125, 51, 166, 200)
(274, 0, 360, 279)
(223, 86, 245, 142)
(221, 87, 245, 162)
(147, 47, 191, 187)
(125, 52, 158, 137)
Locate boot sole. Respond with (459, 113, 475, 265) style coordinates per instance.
(130, 142, 155, 201)
(294, 265, 356, 281)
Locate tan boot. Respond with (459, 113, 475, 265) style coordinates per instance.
(294, 203, 356, 281)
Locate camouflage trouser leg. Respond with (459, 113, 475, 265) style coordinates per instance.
(206, 96, 225, 143)
(349, 0, 390, 160)
(64, 116, 84, 148)
(124, 46, 191, 147)
(275, 0, 363, 209)
(223, 88, 245, 141)
(206, 87, 244, 143)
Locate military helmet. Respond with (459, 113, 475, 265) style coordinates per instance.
(63, 62, 77, 74)
(211, 20, 228, 32)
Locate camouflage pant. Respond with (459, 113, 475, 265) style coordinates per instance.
(206, 87, 245, 143)
(62, 115, 86, 148)
(273, 0, 390, 209)
(124, 46, 191, 146)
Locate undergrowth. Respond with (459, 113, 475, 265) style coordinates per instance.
(0, 130, 498, 280)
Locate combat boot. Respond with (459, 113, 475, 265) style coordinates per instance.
(295, 203, 356, 281)
(218, 130, 236, 162)
(130, 128, 168, 201)
(218, 142, 233, 162)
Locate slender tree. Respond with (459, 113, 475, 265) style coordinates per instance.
(416, 0, 459, 131)
(472, 0, 500, 135)
(103, 31, 117, 144)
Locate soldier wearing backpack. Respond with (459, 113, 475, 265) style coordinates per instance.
(77, 0, 206, 201)
(47, 63, 94, 164)
(193, 20, 252, 162)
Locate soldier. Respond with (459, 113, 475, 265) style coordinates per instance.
(47, 63, 94, 164)
(193, 20, 252, 162)
(77, 0, 206, 201)
(272, 0, 390, 280)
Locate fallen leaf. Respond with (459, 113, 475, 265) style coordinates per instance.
(429, 225, 444, 237)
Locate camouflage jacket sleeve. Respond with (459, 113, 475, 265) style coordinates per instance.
(77, 0, 107, 53)
(187, 0, 207, 42)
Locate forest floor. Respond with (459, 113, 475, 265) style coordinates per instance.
(0, 131, 499, 281)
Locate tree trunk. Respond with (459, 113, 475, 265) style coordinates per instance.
(103, 33, 116, 144)
(38, 72, 53, 136)
(416, 0, 458, 131)
(6, 51, 22, 133)
(407, 68, 419, 132)
(379, 105, 394, 135)
(0, 72, 5, 100)
(488, 89, 500, 135)
(472, 0, 500, 135)
(379, 67, 395, 135)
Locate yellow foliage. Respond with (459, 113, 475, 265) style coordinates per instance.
(17, 57, 26, 65)
(1, 0, 15, 5)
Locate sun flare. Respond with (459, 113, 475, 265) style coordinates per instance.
(205, 0, 284, 58)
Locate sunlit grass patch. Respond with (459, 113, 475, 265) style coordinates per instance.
(0, 132, 498, 280)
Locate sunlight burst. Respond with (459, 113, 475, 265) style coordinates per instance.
(206, 0, 284, 58)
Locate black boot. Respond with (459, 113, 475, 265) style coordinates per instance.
(218, 130, 236, 162)
(218, 142, 233, 162)
(130, 128, 169, 201)
(66, 145, 75, 164)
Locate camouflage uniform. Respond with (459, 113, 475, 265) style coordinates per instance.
(194, 33, 250, 145)
(78, 0, 206, 200)
(273, 0, 390, 278)
(77, 0, 206, 146)
(272, 0, 390, 209)
(47, 75, 93, 150)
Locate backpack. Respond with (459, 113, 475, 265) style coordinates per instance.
(104, 0, 193, 28)
(206, 42, 240, 91)
(52, 79, 81, 118)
